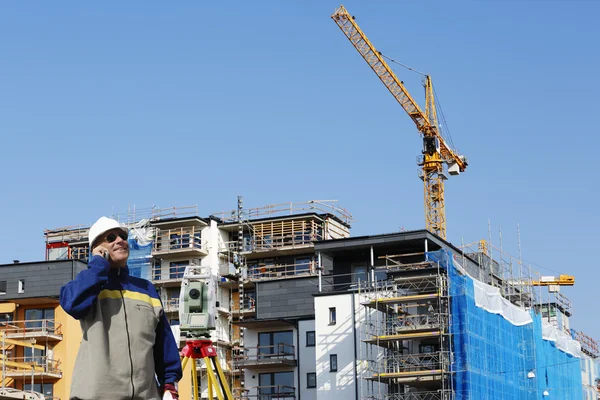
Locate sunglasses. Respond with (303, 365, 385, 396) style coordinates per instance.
(105, 232, 128, 243)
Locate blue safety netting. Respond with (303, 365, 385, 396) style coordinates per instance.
(533, 314, 583, 399)
(426, 250, 582, 399)
(127, 237, 153, 280)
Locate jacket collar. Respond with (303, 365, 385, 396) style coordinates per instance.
(108, 265, 130, 280)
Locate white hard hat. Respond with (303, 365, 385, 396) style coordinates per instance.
(88, 216, 128, 248)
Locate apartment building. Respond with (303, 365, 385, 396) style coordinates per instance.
(0, 259, 87, 400)
(36, 201, 351, 399)
(0, 200, 596, 399)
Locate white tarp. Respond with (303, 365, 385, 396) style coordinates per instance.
(472, 278, 534, 326)
(452, 256, 581, 358)
(541, 320, 581, 358)
(452, 257, 533, 326)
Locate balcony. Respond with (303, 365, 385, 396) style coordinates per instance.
(383, 314, 444, 334)
(0, 356, 62, 380)
(234, 345, 296, 369)
(153, 227, 207, 259)
(248, 261, 316, 281)
(370, 391, 452, 400)
(240, 386, 296, 399)
(0, 320, 62, 342)
(152, 263, 189, 285)
(231, 297, 256, 318)
(163, 298, 180, 313)
(368, 352, 449, 383)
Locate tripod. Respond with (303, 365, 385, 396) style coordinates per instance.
(180, 339, 234, 400)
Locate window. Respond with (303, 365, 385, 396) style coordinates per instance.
(18, 279, 25, 293)
(153, 260, 162, 281)
(169, 260, 189, 279)
(259, 372, 294, 397)
(330, 354, 338, 372)
(307, 372, 317, 388)
(258, 331, 293, 358)
(419, 344, 438, 354)
(24, 347, 45, 363)
(306, 331, 316, 347)
(0, 281, 6, 295)
(374, 268, 388, 283)
(25, 308, 54, 329)
(193, 231, 202, 248)
(24, 383, 53, 398)
(295, 257, 312, 275)
(169, 233, 182, 250)
(351, 263, 368, 284)
(329, 307, 336, 325)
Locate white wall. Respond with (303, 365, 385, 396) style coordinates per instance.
(298, 319, 317, 400)
(314, 293, 356, 400)
(241, 324, 298, 397)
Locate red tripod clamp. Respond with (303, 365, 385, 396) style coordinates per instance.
(181, 339, 217, 359)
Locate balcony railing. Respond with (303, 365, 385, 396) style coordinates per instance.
(231, 297, 256, 315)
(153, 227, 207, 257)
(1, 356, 62, 378)
(234, 345, 296, 368)
(152, 264, 189, 283)
(163, 298, 180, 313)
(0, 320, 62, 341)
(248, 261, 315, 280)
(240, 385, 296, 399)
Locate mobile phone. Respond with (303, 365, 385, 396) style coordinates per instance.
(102, 250, 110, 261)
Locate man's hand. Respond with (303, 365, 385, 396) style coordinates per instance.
(92, 245, 109, 260)
(162, 383, 178, 400)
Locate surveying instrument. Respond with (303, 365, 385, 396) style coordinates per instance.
(179, 265, 234, 400)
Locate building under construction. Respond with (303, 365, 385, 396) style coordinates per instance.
(0, 199, 597, 399)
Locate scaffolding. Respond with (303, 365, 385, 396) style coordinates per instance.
(211, 200, 353, 226)
(359, 255, 452, 400)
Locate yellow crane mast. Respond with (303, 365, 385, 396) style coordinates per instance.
(331, 5, 468, 239)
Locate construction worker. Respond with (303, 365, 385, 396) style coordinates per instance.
(59, 216, 182, 400)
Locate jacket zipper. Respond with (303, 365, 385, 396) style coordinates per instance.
(120, 288, 135, 400)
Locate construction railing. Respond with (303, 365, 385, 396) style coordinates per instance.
(376, 391, 452, 400)
(231, 297, 255, 314)
(153, 227, 205, 255)
(240, 385, 296, 399)
(70, 246, 89, 262)
(1, 356, 62, 377)
(0, 320, 62, 339)
(375, 314, 444, 334)
(248, 261, 315, 280)
(213, 199, 352, 225)
(152, 263, 188, 282)
(372, 352, 450, 375)
(163, 298, 180, 313)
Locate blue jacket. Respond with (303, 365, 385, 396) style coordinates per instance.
(60, 256, 183, 400)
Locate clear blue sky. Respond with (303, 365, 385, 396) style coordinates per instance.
(1, 1, 599, 338)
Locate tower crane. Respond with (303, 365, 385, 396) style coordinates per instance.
(332, 5, 468, 239)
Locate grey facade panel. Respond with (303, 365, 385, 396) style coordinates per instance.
(256, 277, 319, 319)
(0, 260, 87, 300)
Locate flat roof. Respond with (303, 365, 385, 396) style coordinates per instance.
(218, 212, 351, 229)
(0, 259, 88, 268)
(313, 229, 465, 255)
